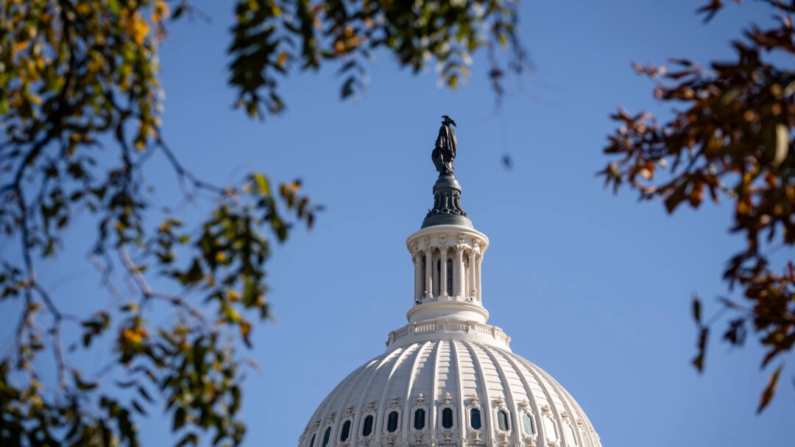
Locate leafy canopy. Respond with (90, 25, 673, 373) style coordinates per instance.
(0, 0, 527, 446)
(601, 0, 795, 413)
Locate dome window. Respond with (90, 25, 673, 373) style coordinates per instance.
(321, 427, 331, 447)
(413, 408, 425, 430)
(387, 411, 399, 432)
(362, 415, 374, 437)
(497, 410, 510, 431)
(441, 408, 454, 429)
(309, 434, 315, 447)
(340, 420, 351, 442)
(522, 413, 535, 436)
(470, 408, 482, 430)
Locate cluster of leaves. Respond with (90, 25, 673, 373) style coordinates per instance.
(229, 0, 529, 117)
(0, 0, 527, 446)
(0, 0, 321, 446)
(600, 0, 795, 412)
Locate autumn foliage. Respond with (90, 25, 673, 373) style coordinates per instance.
(601, 0, 795, 413)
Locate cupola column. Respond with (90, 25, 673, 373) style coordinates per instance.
(468, 250, 476, 299)
(425, 248, 434, 299)
(413, 252, 423, 301)
(476, 254, 483, 301)
(440, 248, 449, 298)
(454, 246, 464, 297)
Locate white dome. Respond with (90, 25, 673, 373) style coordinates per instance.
(299, 123, 601, 447)
(298, 338, 601, 447)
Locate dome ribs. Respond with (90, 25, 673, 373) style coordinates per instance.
(460, 340, 494, 447)
(401, 341, 431, 444)
(479, 343, 522, 447)
(515, 355, 593, 447)
(374, 343, 418, 446)
(516, 357, 566, 447)
(532, 363, 581, 447)
(429, 340, 441, 443)
(300, 341, 602, 447)
(349, 349, 401, 447)
(303, 360, 370, 447)
(337, 359, 379, 446)
(450, 341, 467, 446)
(495, 348, 549, 447)
(434, 341, 455, 405)
(531, 362, 596, 447)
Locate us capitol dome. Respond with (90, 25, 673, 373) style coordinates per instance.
(298, 117, 602, 447)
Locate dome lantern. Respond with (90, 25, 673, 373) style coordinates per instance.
(298, 117, 603, 447)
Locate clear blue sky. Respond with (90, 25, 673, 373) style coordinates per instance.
(3, 0, 793, 446)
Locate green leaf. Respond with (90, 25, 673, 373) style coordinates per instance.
(173, 407, 187, 431)
(253, 172, 270, 196)
(176, 432, 198, 447)
(107, 0, 120, 14)
(73, 371, 98, 391)
(131, 399, 148, 416)
(447, 74, 459, 89)
(138, 385, 154, 403)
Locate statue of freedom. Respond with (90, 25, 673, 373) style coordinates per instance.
(432, 115, 457, 175)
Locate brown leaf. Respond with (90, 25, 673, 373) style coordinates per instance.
(761, 349, 779, 368)
(692, 327, 709, 372)
(757, 365, 782, 413)
(692, 295, 702, 324)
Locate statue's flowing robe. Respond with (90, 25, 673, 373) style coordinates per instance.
(432, 124, 457, 174)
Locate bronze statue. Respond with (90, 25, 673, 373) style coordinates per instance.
(432, 115, 457, 175)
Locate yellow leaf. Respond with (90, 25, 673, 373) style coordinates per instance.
(240, 321, 252, 347)
(152, 0, 170, 23)
(276, 52, 288, 67)
(126, 13, 149, 45)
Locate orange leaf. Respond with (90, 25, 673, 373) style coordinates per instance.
(276, 52, 288, 67)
